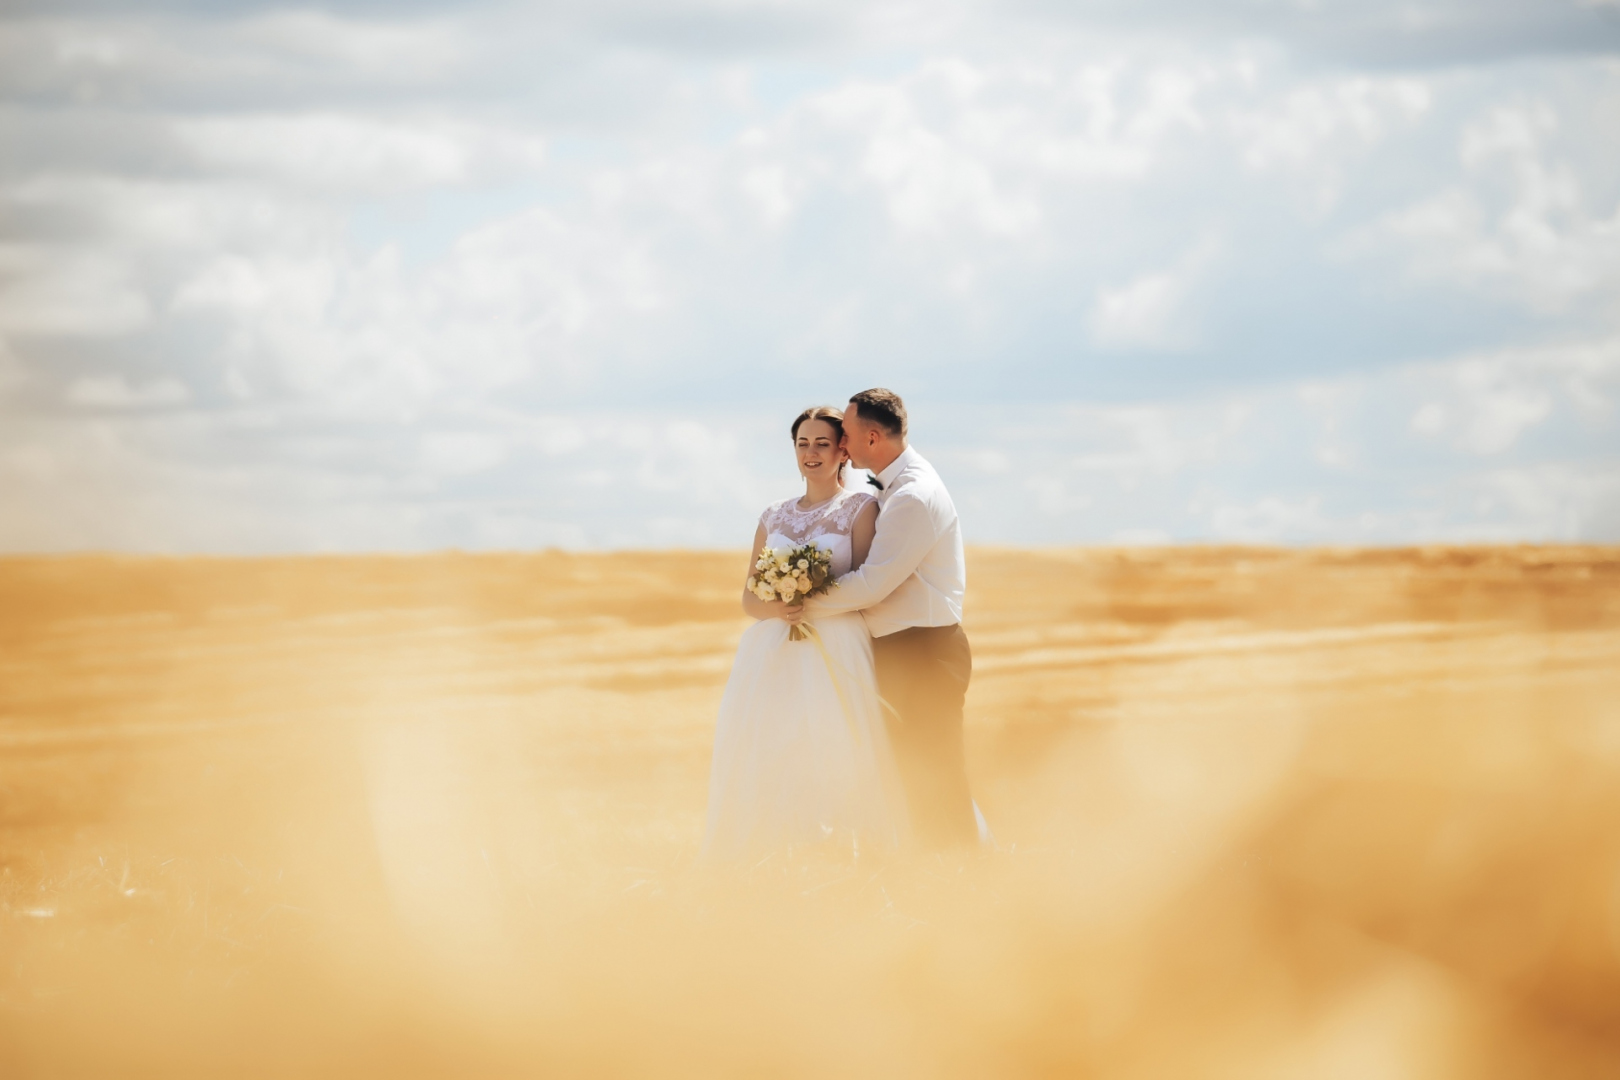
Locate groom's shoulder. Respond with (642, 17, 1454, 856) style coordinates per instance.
(897, 454, 958, 515)
(900, 451, 947, 491)
(897, 447, 932, 477)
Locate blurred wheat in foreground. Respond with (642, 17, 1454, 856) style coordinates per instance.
(0, 547, 1617, 1078)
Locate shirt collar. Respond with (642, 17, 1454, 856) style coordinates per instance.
(874, 445, 916, 492)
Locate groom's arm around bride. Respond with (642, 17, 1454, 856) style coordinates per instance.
(800, 389, 979, 849)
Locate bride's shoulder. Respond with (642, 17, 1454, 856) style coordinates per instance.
(758, 496, 796, 522)
(828, 488, 877, 526)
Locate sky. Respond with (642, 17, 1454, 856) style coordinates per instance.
(1, 0, 1618, 552)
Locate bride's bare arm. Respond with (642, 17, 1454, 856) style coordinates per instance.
(740, 524, 791, 621)
(849, 499, 879, 571)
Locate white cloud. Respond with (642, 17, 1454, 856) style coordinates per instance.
(0, 245, 151, 338)
(1090, 270, 1186, 350)
(420, 431, 505, 476)
(237, 10, 467, 77)
(171, 255, 276, 313)
(739, 165, 794, 226)
(55, 35, 125, 67)
(1232, 76, 1431, 173)
(66, 375, 190, 408)
(1207, 495, 1329, 541)
(157, 201, 671, 415)
(1025, 474, 1092, 517)
(804, 64, 1045, 235)
(0, 335, 23, 398)
(1422, 377, 1550, 456)
(1366, 101, 1620, 314)
(175, 114, 544, 196)
(1448, 461, 1620, 542)
(1089, 240, 1216, 350)
(1409, 402, 1447, 437)
(1404, 338, 1618, 455)
(933, 337, 1617, 545)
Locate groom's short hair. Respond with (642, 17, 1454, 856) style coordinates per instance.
(848, 388, 906, 437)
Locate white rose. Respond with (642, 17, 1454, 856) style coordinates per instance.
(778, 586, 796, 603)
(796, 575, 811, 592)
(755, 583, 776, 601)
(796, 559, 809, 570)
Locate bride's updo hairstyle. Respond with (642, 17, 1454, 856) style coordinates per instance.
(791, 405, 848, 481)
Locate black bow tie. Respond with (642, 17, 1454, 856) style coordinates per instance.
(866, 475, 884, 492)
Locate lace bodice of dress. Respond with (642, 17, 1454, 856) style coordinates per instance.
(759, 488, 876, 577)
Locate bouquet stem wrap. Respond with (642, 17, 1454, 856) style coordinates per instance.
(793, 623, 903, 746)
(794, 622, 861, 745)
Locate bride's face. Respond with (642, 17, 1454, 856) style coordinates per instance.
(795, 419, 845, 483)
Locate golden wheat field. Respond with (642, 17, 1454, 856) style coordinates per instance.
(0, 546, 1617, 1077)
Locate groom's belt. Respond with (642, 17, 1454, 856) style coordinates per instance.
(874, 622, 963, 641)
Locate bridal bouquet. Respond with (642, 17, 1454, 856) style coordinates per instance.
(749, 542, 836, 641)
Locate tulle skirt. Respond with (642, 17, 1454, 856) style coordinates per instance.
(702, 612, 908, 861)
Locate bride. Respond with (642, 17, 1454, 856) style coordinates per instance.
(701, 406, 909, 860)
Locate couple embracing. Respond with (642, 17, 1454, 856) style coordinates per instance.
(703, 388, 989, 860)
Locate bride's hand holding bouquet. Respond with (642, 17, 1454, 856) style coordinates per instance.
(748, 543, 836, 641)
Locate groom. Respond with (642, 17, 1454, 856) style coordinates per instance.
(793, 388, 978, 849)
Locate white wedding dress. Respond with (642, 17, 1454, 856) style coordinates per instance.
(702, 487, 908, 860)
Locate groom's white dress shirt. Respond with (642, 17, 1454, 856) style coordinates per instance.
(805, 445, 966, 638)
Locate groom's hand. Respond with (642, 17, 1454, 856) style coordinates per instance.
(781, 603, 806, 626)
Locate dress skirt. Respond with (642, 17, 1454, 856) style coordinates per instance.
(702, 611, 908, 861)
